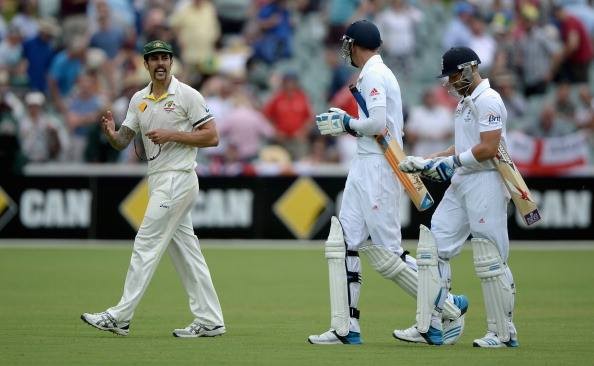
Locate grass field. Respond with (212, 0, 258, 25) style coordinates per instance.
(1, 242, 593, 366)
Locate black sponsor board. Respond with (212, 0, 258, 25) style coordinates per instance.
(0, 176, 592, 240)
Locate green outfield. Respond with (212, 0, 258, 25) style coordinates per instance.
(0, 243, 593, 366)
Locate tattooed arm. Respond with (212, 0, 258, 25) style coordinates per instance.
(100, 110, 136, 150)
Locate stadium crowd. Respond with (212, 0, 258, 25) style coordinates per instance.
(0, 0, 593, 176)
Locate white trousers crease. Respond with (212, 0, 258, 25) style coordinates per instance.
(108, 171, 224, 325)
(431, 171, 510, 261)
(340, 155, 403, 253)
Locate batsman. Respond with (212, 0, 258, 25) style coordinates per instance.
(398, 47, 520, 347)
(308, 20, 468, 345)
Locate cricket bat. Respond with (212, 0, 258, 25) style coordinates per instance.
(493, 141, 541, 225)
(349, 85, 434, 211)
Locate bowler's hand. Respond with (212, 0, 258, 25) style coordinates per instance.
(100, 111, 116, 137)
(145, 129, 174, 144)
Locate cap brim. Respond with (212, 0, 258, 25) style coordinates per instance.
(143, 49, 173, 56)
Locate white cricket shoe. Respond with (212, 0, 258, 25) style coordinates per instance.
(473, 331, 519, 348)
(80, 311, 130, 336)
(172, 322, 226, 338)
(392, 316, 465, 345)
(307, 329, 362, 345)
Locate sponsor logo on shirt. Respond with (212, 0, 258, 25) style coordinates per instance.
(487, 113, 501, 125)
(138, 102, 147, 112)
(163, 101, 176, 112)
(369, 88, 380, 97)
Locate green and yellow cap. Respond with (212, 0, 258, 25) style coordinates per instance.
(142, 40, 173, 57)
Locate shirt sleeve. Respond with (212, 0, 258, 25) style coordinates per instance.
(477, 95, 505, 132)
(186, 88, 214, 128)
(359, 70, 386, 111)
(121, 95, 140, 133)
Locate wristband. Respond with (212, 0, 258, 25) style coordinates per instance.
(458, 149, 480, 167)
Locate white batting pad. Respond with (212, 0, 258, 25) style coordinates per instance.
(324, 216, 349, 337)
(416, 225, 445, 333)
(472, 237, 514, 342)
(360, 245, 417, 297)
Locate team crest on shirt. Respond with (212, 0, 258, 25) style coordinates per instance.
(369, 88, 380, 96)
(138, 102, 147, 112)
(163, 100, 176, 112)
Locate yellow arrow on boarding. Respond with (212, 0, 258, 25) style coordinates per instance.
(119, 178, 149, 230)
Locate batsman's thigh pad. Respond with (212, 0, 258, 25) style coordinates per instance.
(416, 225, 447, 333)
(472, 237, 513, 342)
(359, 245, 416, 297)
(325, 216, 349, 337)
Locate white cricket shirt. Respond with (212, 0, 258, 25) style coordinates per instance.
(355, 54, 404, 155)
(122, 76, 213, 175)
(454, 79, 507, 174)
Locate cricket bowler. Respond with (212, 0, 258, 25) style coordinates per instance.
(398, 46, 520, 347)
(80, 40, 225, 338)
(308, 20, 468, 345)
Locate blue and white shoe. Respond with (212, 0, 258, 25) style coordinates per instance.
(172, 322, 226, 338)
(453, 294, 469, 315)
(308, 329, 362, 345)
(420, 325, 443, 345)
(442, 294, 469, 344)
(473, 332, 519, 348)
(81, 311, 130, 336)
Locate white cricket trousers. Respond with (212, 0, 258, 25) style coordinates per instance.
(340, 154, 403, 252)
(431, 170, 510, 261)
(108, 171, 224, 326)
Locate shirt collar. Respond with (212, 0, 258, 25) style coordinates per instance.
(359, 54, 383, 78)
(143, 75, 178, 101)
(469, 79, 490, 100)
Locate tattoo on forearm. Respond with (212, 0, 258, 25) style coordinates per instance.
(110, 126, 136, 150)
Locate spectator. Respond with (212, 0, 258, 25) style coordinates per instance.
(219, 92, 275, 162)
(0, 71, 24, 174)
(65, 72, 107, 161)
(442, 1, 474, 50)
(0, 26, 23, 69)
(214, 0, 251, 35)
(18, 92, 64, 162)
(576, 85, 594, 128)
(48, 36, 88, 114)
(10, 0, 40, 41)
(525, 103, 577, 137)
(468, 15, 496, 71)
(90, 0, 128, 59)
(404, 88, 453, 157)
(325, 46, 353, 101)
(553, 81, 577, 122)
(492, 74, 527, 126)
(515, 4, 563, 97)
(22, 18, 60, 93)
(252, 0, 293, 64)
(324, 0, 360, 45)
(60, 0, 89, 45)
(170, 0, 221, 76)
(263, 72, 313, 160)
(376, 0, 423, 77)
(553, 3, 593, 84)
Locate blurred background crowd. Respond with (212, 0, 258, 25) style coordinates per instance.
(0, 0, 593, 176)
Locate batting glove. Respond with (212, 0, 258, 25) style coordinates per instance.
(421, 156, 462, 182)
(315, 110, 358, 137)
(399, 156, 433, 173)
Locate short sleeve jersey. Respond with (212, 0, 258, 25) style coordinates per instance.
(454, 79, 507, 174)
(122, 76, 213, 175)
(355, 55, 405, 155)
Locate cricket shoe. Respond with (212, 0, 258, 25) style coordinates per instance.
(172, 322, 226, 338)
(80, 311, 130, 336)
(393, 295, 468, 345)
(307, 329, 362, 345)
(473, 331, 519, 348)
